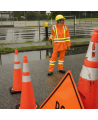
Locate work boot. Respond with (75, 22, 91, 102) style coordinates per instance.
(48, 72, 53, 76)
(59, 70, 65, 73)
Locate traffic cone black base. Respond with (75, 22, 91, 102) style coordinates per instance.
(10, 87, 21, 94)
(16, 102, 39, 109)
(16, 104, 20, 109)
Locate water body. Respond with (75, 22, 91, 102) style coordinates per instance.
(0, 46, 88, 65)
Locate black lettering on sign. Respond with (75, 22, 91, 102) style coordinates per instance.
(55, 101, 65, 109)
(55, 101, 60, 109)
(61, 106, 65, 109)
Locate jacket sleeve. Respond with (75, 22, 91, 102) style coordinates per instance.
(66, 27, 71, 47)
(49, 26, 55, 41)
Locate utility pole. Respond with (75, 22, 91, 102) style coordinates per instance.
(91, 11, 92, 25)
(38, 11, 40, 41)
(74, 15, 76, 38)
(79, 11, 80, 25)
(13, 11, 14, 27)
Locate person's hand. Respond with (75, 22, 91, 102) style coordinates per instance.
(50, 39, 52, 42)
(49, 34, 53, 42)
(48, 38, 52, 42)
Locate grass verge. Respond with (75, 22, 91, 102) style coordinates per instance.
(0, 41, 89, 53)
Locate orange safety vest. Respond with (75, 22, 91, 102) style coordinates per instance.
(49, 23, 71, 51)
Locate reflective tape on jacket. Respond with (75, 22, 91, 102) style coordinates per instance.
(53, 38, 70, 42)
(53, 25, 71, 42)
(53, 25, 66, 39)
(53, 25, 57, 39)
(49, 34, 54, 39)
(80, 65, 98, 81)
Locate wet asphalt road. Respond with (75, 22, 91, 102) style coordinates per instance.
(0, 53, 86, 109)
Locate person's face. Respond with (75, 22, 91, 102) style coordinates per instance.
(61, 19, 64, 24)
(59, 19, 64, 25)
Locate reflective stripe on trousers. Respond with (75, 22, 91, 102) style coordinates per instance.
(49, 61, 56, 65)
(58, 60, 64, 65)
(48, 50, 65, 72)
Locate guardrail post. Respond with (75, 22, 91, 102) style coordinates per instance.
(0, 54, 2, 65)
(74, 15, 76, 38)
(38, 11, 40, 41)
(44, 22, 48, 39)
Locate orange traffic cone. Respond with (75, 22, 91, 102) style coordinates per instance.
(16, 56, 37, 109)
(77, 29, 98, 109)
(10, 49, 22, 94)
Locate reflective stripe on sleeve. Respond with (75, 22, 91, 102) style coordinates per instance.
(53, 25, 57, 39)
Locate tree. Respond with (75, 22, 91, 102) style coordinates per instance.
(48, 11, 62, 19)
(13, 11, 24, 20)
(25, 11, 47, 20)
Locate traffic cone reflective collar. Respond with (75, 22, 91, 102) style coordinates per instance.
(77, 29, 98, 109)
(10, 49, 22, 94)
(16, 56, 38, 109)
(86, 29, 98, 60)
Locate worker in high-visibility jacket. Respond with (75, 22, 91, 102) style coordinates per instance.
(48, 14, 71, 76)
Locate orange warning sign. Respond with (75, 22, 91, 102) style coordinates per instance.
(40, 70, 84, 109)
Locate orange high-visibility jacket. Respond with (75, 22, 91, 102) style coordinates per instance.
(49, 23, 71, 51)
